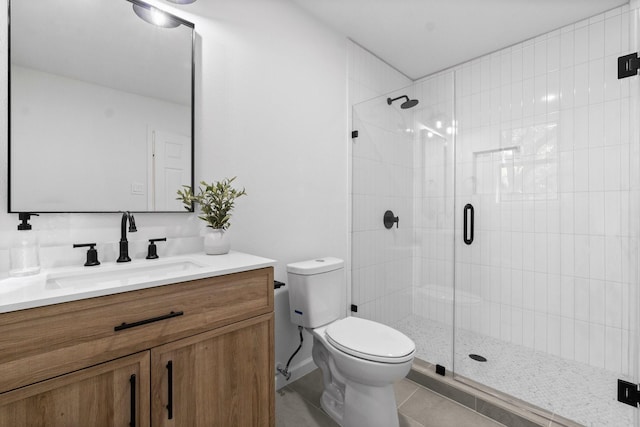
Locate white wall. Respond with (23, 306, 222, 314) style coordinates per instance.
(190, 0, 348, 276)
(0, 0, 349, 388)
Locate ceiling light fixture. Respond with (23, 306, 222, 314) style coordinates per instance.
(165, 0, 197, 4)
(133, 4, 181, 28)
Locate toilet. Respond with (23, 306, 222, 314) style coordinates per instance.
(287, 257, 415, 427)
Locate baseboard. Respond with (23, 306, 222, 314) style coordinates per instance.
(275, 356, 317, 391)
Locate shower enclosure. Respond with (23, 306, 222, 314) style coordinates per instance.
(351, 4, 640, 426)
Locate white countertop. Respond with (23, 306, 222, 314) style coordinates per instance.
(0, 251, 276, 313)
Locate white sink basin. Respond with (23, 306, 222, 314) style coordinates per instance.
(46, 259, 205, 290)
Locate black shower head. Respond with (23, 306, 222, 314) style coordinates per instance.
(401, 98, 419, 109)
(387, 95, 419, 109)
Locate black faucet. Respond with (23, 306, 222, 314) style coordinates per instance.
(117, 212, 137, 263)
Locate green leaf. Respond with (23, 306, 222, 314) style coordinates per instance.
(175, 176, 247, 229)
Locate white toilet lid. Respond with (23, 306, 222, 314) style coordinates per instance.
(325, 317, 415, 364)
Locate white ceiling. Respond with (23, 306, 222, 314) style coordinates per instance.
(291, 0, 629, 80)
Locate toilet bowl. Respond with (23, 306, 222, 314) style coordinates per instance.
(286, 258, 416, 427)
(311, 317, 415, 427)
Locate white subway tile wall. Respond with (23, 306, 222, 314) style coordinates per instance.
(441, 4, 634, 377)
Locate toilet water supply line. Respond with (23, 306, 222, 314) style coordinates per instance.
(277, 325, 304, 381)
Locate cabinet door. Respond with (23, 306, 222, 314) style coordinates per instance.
(151, 313, 274, 427)
(0, 351, 150, 427)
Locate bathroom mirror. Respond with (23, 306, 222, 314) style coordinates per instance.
(8, 0, 194, 212)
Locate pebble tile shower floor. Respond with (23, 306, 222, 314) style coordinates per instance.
(394, 314, 636, 427)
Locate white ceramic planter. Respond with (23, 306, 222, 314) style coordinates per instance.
(203, 228, 230, 255)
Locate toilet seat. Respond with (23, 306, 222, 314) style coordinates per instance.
(325, 317, 415, 364)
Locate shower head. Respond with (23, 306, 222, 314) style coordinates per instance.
(387, 95, 419, 109)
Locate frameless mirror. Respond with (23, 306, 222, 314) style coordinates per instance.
(9, 0, 194, 212)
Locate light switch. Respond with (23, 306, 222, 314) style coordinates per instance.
(131, 183, 145, 195)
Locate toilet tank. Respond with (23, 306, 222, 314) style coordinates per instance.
(286, 257, 345, 328)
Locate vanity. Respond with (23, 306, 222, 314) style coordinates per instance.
(0, 253, 275, 426)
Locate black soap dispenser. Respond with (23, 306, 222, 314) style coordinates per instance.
(9, 213, 41, 277)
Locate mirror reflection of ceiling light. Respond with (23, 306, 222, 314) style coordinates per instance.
(133, 4, 181, 28)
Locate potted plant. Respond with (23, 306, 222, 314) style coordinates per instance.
(177, 177, 247, 255)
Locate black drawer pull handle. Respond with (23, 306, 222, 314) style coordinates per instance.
(463, 203, 474, 245)
(114, 311, 184, 331)
(167, 361, 174, 420)
(129, 374, 136, 427)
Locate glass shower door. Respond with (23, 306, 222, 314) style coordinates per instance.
(628, 3, 640, 426)
(351, 90, 417, 328)
(350, 75, 456, 373)
(453, 5, 640, 425)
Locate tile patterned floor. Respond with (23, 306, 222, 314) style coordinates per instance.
(276, 369, 505, 427)
(393, 314, 636, 427)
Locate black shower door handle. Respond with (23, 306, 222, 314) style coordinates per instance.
(463, 203, 474, 245)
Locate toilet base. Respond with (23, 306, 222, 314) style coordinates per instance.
(320, 389, 344, 425)
(313, 336, 346, 424)
(342, 380, 399, 427)
(319, 379, 400, 427)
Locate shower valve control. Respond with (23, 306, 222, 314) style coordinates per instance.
(383, 210, 399, 229)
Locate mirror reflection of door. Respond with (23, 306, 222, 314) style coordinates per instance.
(148, 129, 191, 211)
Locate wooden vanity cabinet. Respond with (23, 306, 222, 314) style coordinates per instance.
(151, 313, 274, 426)
(0, 267, 274, 427)
(0, 351, 150, 427)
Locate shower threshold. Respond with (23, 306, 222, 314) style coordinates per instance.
(394, 314, 635, 427)
(408, 359, 579, 426)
